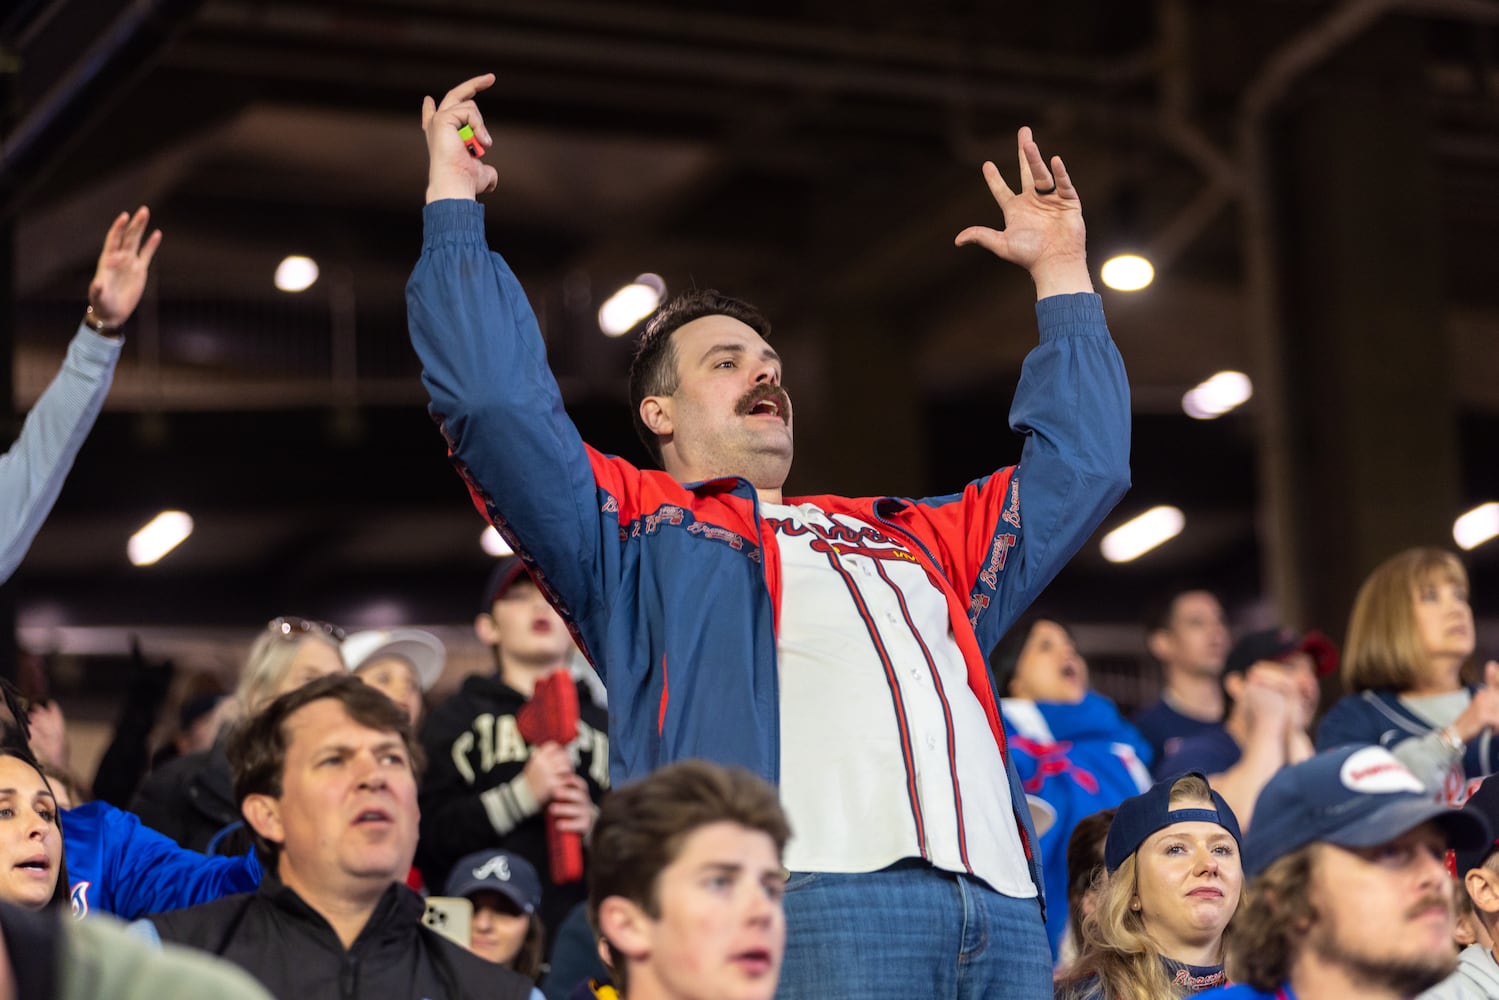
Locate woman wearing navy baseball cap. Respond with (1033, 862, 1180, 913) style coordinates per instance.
(1056, 772, 1243, 1000)
(444, 847, 547, 981)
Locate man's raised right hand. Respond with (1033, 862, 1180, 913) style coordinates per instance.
(422, 73, 500, 204)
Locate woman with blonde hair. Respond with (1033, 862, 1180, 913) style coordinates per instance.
(130, 617, 346, 854)
(1055, 772, 1242, 1000)
(1316, 547, 1499, 802)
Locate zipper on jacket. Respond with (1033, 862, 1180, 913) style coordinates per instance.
(340, 952, 358, 1000)
(747, 489, 782, 786)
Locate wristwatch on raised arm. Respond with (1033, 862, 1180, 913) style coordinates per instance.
(83, 305, 119, 335)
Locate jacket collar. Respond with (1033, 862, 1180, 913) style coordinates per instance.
(260, 874, 421, 953)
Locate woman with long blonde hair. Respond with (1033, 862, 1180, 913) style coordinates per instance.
(1316, 547, 1499, 802)
(1055, 773, 1242, 1000)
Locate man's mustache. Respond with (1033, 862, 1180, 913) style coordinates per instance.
(1405, 893, 1451, 920)
(736, 383, 792, 422)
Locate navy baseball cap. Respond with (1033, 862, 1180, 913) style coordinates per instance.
(1223, 627, 1339, 679)
(1105, 770, 1242, 873)
(480, 555, 529, 611)
(1454, 774, 1499, 876)
(443, 849, 543, 914)
(1244, 744, 1490, 878)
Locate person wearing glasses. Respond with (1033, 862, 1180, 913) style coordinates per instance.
(131, 617, 346, 854)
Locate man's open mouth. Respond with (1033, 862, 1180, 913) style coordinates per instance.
(738, 385, 791, 423)
(353, 809, 393, 825)
(750, 399, 780, 417)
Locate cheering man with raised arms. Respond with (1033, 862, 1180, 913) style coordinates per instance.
(408, 73, 1130, 999)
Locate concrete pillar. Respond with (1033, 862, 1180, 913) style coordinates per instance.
(1258, 19, 1458, 637)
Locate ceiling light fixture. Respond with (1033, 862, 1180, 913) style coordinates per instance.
(598, 273, 665, 337)
(1454, 503, 1499, 551)
(1100, 253, 1155, 292)
(128, 511, 194, 567)
(274, 255, 320, 293)
(1100, 505, 1184, 563)
(1182, 371, 1253, 420)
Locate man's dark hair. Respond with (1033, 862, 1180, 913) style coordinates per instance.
(228, 673, 425, 867)
(588, 759, 790, 993)
(1142, 584, 1219, 636)
(627, 290, 772, 467)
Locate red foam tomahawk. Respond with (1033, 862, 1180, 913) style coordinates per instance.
(515, 671, 584, 884)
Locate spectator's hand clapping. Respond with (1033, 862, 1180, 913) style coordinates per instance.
(1241, 666, 1296, 736)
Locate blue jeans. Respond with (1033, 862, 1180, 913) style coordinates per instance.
(776, 861, 1051, 1000)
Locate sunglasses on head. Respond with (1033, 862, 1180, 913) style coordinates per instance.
(267, 616, 347, 643)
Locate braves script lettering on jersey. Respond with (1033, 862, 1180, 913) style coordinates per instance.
(765, 501, 1035, 896)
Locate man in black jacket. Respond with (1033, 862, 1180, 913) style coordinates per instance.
(418, 557, 609, 937)
(150, 675, 531, 1000)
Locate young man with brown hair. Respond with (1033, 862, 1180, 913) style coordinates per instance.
(589, 760, 791, 1000)
(1134, 588, 1232, 769)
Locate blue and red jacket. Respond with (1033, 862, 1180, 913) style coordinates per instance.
(407, 199, 1131, 902)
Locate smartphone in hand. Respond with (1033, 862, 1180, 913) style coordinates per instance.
(422, 895, 473, 948)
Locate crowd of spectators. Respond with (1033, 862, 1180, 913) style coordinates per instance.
(3, 77, 1498, 1000)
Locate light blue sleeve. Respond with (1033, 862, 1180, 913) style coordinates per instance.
(125, 917, 163, 947)
(0, 325, 121, 582)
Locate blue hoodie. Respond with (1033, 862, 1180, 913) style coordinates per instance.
(1001, 691, 1152, 955)
(62, 800, 260, 919)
